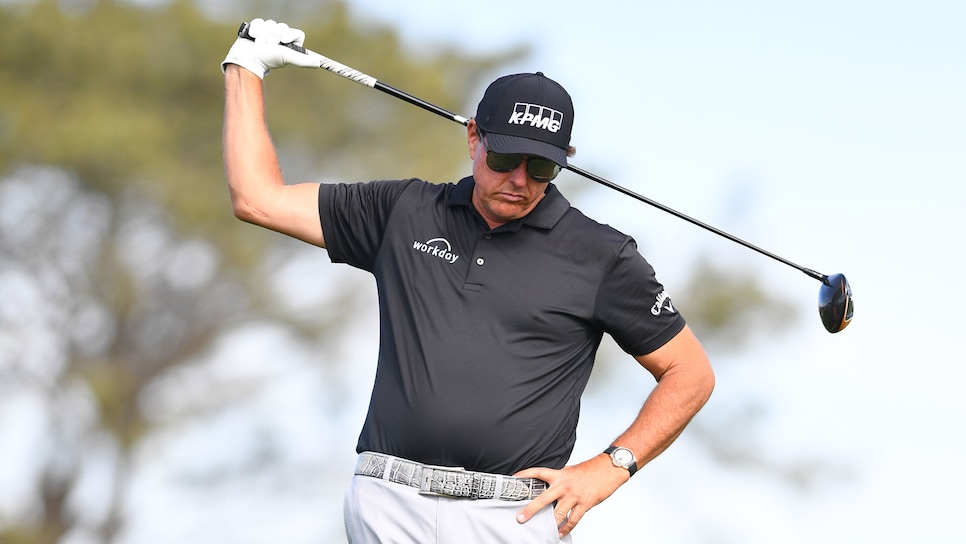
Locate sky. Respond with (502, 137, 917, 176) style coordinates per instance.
(332, 1, 966, 542)
(3, 1, 964, 543)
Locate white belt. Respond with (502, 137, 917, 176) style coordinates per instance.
(355, 451, 548, 501)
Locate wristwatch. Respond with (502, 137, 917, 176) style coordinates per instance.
(604, 446, 638, 477)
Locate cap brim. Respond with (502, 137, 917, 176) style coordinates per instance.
(485, 132, 568, 167)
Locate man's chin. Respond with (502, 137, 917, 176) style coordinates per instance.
(490, 205, 529, 222)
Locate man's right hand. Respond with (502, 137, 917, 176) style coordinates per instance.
(221, 18, 321, 79)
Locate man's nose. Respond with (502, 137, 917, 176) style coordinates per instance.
(507, 161, 530, 186)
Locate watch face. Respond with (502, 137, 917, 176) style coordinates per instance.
(612, 448, 634, 467)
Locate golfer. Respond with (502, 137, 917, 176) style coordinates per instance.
(222, 18, 714, 543)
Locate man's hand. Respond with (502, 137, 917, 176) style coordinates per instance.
(514, 454, 628, 538)
(221, 18, 320, 78)
(515, 325, 713, 538)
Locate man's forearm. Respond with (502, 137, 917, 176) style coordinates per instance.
(222, 65, 285, 225)
(615, 363, 714, 469)
(512, 336, 712, 538)
(619, 326, 715, 469)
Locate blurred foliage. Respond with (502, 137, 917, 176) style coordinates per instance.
(0, 1, 516, 542)
(677, 258, 797, 352)
(0, 0, 520, 267)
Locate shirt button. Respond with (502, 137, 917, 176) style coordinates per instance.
(484, 234, 492, 240)
(476, 258, 485, 266)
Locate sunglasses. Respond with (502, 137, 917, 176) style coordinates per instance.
(478, 129, 561, 183)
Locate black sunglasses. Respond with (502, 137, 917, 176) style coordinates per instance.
(477, 129, 561, 183)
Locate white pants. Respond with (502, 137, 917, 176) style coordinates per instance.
(343, 475, 573, 544)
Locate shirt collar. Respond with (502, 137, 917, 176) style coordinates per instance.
(449, 176, 571, 231)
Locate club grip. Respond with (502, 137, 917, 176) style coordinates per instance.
(237, 21, 306, 54)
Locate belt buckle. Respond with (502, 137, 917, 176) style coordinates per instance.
(418, 464, 466, 497)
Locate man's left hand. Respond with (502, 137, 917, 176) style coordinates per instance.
(221, 18, 320, 78)
(514, 453, 629, 538)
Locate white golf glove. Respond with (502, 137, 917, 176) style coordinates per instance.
(221, 18, 320, 78)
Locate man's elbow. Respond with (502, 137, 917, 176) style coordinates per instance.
(699, 365, 715, 404)
(229, 194, 267, 226)
(680, 354, 716, 401)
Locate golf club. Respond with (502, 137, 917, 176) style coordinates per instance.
(238, 22, 854, 333)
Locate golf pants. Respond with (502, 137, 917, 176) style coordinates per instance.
(343, 474, 573, 543)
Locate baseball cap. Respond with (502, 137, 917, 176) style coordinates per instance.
(475, 72, 574, 167)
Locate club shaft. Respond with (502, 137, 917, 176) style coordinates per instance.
(565, 164, 827, 282)
(374, 81, 470, 125)
(370, 83, 826, 283)
(241, 23, 828, 284)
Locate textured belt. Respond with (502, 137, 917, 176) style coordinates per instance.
(354, 451, 548, 501)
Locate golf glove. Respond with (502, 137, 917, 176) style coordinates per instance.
(221, 18, 319, 78)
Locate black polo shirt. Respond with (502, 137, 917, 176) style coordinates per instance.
(318, 176, 685, 474)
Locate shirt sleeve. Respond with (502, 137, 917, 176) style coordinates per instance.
(593, 237, 686, 356)
(318, 179, 416, 271)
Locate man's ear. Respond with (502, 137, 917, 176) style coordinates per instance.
(467, 119, 479, 160)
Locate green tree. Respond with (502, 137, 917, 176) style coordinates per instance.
(0, 1, 516, 542)
(677, 258, 797, 352)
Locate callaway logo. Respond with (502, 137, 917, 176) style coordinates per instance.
(509, 103, 564, 133)
(412, 237, 460, 264)
(651, 291, 677, 316)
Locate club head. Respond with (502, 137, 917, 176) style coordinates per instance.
(818, 273, 853, 333)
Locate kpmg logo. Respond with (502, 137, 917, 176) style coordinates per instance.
(651, 291, 677, 316)
(508, 103, 564, 133)
(412, 237, 460, 264)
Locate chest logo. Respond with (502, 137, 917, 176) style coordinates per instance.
(412, 237, 461, 264)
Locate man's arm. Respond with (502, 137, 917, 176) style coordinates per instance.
(223, 64, 324, 247)
(514, 324, 714, 538)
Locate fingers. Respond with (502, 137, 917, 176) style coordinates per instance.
(512, 466, 558, 524)
(516, 492, 587, 539)
(248, 19, 303, 47)
(246, 18, 265, 38)
(556, 504, 587, 538)
(546, 495, 586, 538)
(256, 20, 284, 46)
(515, 487, 558, 524)
(552, 498, 574, 530)
(280, 26, 306, 48)
(515, 461, 621, 537)
(512, 466, 552, 480)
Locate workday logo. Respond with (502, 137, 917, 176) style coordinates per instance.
(651, 291, 677, 316)
(508, 103, 564, 133)
(412, 237, 461, 264)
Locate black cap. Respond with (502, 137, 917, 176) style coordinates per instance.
(475, 72, 574, 167)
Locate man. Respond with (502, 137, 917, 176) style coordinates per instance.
(222, 18, 714, 543)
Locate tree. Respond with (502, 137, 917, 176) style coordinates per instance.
(0, 1, 516, 541)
